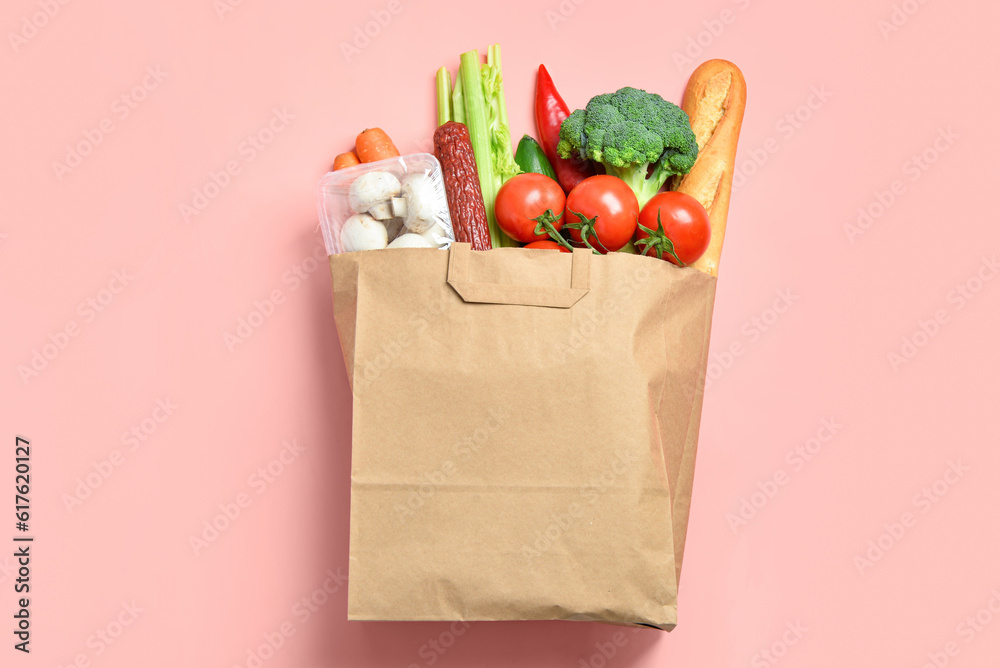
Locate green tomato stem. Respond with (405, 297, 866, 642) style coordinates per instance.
(531, 209, 575, 252)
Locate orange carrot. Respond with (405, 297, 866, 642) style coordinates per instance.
(355, 128, 399, 163)
(332, 151, 360, 171)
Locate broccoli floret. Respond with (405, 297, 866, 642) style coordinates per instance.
(557, 87, 698, 206)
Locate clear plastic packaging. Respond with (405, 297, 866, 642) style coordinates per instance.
(316, 153, 455, 255)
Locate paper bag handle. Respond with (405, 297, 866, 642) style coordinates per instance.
(446, 242, 591, 308)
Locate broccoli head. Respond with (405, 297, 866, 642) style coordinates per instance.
(557, 86, 698, 206)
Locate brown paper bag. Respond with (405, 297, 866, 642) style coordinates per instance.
(329, 243, 716, 629)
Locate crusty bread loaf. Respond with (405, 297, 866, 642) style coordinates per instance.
(673, 60, 747, 277)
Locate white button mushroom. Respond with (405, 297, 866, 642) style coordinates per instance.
(400, 172, 438, 234)
(383, 217, 405, 242)
(340, 213, 388, 252)
(386, 233, 436, 249)
(348, 171, 401, 214)
(419, 223, 449, 248)
(368, 201, 394, 220)
(390, 197, 407, 218)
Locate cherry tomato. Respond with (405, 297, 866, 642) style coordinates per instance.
(494, 173, 566, 243)
(564, 175, 638, 253)
(523, 240, 570, 252)
(635, 192, 711, 265)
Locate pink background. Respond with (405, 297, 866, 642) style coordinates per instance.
(4, 0, 1000, 666)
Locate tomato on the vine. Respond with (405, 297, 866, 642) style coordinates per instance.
(564, 175, 638, 253)
(635, 192, 711, 265)
(494, 173, 566, 243)
(523, 240, 570, 252)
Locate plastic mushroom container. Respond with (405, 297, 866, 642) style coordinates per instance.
(316, 153, 456, 255)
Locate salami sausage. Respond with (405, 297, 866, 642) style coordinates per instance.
(433, 122, 492, 250)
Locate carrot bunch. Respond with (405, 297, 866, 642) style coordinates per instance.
(332, 127, 400, 171)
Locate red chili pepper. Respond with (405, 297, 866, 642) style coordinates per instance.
(534, 64, 595, 193)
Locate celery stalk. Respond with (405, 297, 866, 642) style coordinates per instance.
(451, 72, 466, 125)
(459, 49, 503, 249)
(483, 44, 520, 247)
(436, 67, 452, 126)
(488, 44, 512, 158)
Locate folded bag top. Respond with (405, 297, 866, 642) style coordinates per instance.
(329, 243, 716, 629)
(447, 242, 591, 308)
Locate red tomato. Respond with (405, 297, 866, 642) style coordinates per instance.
(494, 173, 566, 243)
(524, 240, 570, 252)
(635, 192, 711, 265)
(564, 175, 638, 253)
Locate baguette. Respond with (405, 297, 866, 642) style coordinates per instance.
(673, 60, 747, 277)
